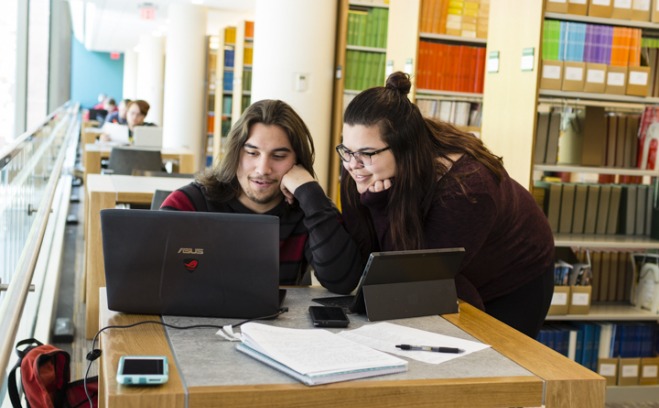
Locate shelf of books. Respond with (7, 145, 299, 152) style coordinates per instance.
(343, 1, 389, 94)
(415, 0, 488, 134)
(205, 35, 219, 167)
(530, 0, 659, 394)
(211, 21, 253, 167)
(237, 21, 254, 119)
(328, 0, 390, 202)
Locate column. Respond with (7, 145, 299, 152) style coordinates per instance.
(161, 3, 207, 171)
(136, 34, 164, 125)
(122, 49, 138, 100)
(251, 0, 337, 191)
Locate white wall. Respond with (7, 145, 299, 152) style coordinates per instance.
(251, 0, 337, 191)
(161, 3, 207, 170)
(136, 35, 164, 125)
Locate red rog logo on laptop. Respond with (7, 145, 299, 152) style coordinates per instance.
(183, 258, 199, 272)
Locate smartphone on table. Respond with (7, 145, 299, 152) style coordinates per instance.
(116, 355, 169, 385)
(308, 306, 350, 328)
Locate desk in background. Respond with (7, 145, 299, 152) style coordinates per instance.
(82, 143, 196, 183)
(98, 287, 605, 408)
(85, 174, 193, 339)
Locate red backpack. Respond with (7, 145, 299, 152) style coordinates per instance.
(8, 338, 98, 408)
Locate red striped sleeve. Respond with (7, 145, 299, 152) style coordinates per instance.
(160, 190, 196, 211)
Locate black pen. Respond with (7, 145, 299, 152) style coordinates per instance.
(395, 344, 464, 353)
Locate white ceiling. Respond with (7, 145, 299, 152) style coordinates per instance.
(69, 0, 256, 53)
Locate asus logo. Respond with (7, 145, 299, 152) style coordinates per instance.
(177, 248, 204, 255)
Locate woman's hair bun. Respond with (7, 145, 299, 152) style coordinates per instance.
(385, 71, 411, 96)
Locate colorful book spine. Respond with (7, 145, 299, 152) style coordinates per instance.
(542, 20, 561, 61)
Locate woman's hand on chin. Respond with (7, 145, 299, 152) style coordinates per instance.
(367, 178, 392, 193)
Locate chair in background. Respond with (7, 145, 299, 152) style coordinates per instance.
(106, 147, 165, 175)
(150, 190, 173, 210)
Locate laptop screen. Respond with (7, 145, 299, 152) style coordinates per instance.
(133, 126, 163, 149)
(100, 209, 280, 319)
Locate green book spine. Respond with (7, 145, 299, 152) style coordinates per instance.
(543, 20, 561, 60)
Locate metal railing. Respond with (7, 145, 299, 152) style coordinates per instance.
(0, 102, 80, 393)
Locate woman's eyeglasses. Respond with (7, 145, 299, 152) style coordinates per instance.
(335, 144, 390, 166)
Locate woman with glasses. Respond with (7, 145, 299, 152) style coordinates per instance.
(338, 71, 554, 338)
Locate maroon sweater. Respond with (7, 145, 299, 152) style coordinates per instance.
(341, 155, 555, 310)
(161, 181, 362, 292)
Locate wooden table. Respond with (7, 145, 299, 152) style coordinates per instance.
(98, 287, 605, 408)
(82, 143, 197, 182)
(85, 174, 193, 338)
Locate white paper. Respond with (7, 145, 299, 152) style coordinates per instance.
(239, 322, 406, 376)
(338, 322, 490, 365)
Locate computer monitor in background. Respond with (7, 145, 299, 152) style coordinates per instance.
(88, 109, 108, 123)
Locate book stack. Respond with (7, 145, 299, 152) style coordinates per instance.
(534, 107, 642, 168)
(346, 7, 388, 49)
(537, 182, 654, 237)
(416, 41, 486, 93)
(641, 38, 659, 98)
(344, 50, 386, 91)
(537, 321, 659, 385)
(542, 20, 642, 67)
(540, 19, 650, 96)
(419, 0, 489, 39)
(417, 99, 482, 128)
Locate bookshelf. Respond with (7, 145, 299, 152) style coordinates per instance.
(205, 35, 220, 167)
(329, 0, 392, 202)
(211, 21, 254, 167)
(484, 0, 659, 397)
(414, 0, 488, 133)
(329, 0, 488, 201)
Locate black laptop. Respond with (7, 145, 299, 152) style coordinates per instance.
(313, 248, 465, 321)
(100, 209, 281, 319)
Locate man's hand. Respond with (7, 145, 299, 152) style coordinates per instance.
(281, 165, 315, 204)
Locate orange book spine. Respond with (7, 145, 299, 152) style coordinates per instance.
(610, 27, 630, 67)
(417, 41, 429, 89)
(628, 28, 642, 67)
(434, 43, 445, 90)
(475, 47, 485, 93)
(420, 0, 432, 33)
(434, 0, 449, 34)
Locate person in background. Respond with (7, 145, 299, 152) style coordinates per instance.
(161, 99, 361, 289)
(125, 99, 156, 137)
(337, 71, 555, 338)
(104, 98, 131, 125)
(103, 98, 117, 114)
(100, 99, 155, 142)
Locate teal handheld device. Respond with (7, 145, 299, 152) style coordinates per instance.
(116, 355, 168, 385)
